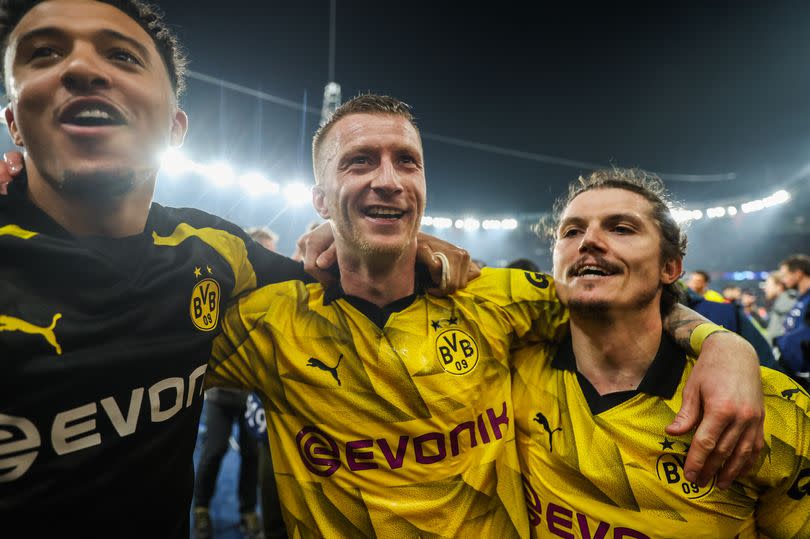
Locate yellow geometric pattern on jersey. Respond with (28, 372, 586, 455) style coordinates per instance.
(512, 340, 810, 539)
(209, 268, 568, 538)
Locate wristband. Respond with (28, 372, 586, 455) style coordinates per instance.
(689, 322, 730, 354)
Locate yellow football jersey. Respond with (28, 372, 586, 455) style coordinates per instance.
(208, 268, 568, 538)
(513, 335, 810, 539)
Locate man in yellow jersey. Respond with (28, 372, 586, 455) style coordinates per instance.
(208, 95, 764, 538)
(513, 168, 809, 538)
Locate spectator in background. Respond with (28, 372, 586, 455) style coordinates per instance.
(194, 387, 262, 538)
(687, 270, 726, 302)
(506, 257, 540, 272)
(774, 254, 810, 382)
(723, 285, 743, 304)
(247, 227, 279, 253)
(778, 254, 810, 335)
(740, 288, 768, 335)
(683, 283, 779, 370)
(763, 270, 797, 343)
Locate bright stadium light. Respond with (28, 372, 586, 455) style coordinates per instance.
(727, 206, 738, 216)
(741, 199, 764, 213)
(205, 161, 236, 187)
(763, 189, 790, 207)
(501, 218, 518, 230)
(159, 148, 194, 176)
(283, 182, 311, 206)
(433, 217, 453, 229)
(239, 172, 278, 197)
(463, 218, 480, 231)
(454, 219, 464, 230)
(706, 207, 726, 219)
(482, 219, 502, 230)
(421, 216, 434, 227)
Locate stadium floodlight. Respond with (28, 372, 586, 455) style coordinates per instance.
(433, 217, 453, 229)
(421, 216, 434, 227)
(482, 219, 502, 230)
(763, 189, 790, 207)
(727, 206, 738, 216)
(159, 148, 194, 176)
(283, 182, 312, 206)
(454, 219, 464, 230)
(463, 218, 480, 231)
(690, 209, 703, 220)
(239, 172, 279, 197)
(706, 207, 726, 219)
(205, 161, 236, 187)
(741, 199, 764, 213)
(501, 218, 518, 230)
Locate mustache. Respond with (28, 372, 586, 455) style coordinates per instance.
(567, 255, 622, 277)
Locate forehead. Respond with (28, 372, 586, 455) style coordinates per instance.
(561, 187, 654, 222)
(327, 113, 422, 154)
(10, 0, 156, 53)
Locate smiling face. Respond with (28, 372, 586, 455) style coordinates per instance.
(3, 0, 187, 199)
(552, 187, 682, 316)
(313, 112, 426, 261)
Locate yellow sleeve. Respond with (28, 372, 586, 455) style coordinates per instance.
(467, 268, 569, 346)
(205, 285, 281, 393)
(753, 368, 810, 538)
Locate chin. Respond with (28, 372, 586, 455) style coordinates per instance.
(59, 167, 138, 200)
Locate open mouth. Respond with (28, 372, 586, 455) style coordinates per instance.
(568, 261, 621, 278)
(59, 101, 126, 128)
(363, 206, 406, 220)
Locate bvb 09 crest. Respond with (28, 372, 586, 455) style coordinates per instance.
(190, 278, 221, 331)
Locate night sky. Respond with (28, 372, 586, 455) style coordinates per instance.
(159, 1, 810, 209)
(3, 0, 809, 267)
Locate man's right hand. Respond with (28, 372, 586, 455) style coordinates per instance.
(0, 151, 24, 195)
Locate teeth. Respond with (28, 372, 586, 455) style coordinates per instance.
(578, 265, 608, 276)
(367, 208, 403, 217)
(74, 109, 113, 120)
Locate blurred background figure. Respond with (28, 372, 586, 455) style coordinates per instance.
(193, 386, 262, 539)
(681, 282, 778, 370)
(722, 285, 743, 304)
(774, 254, 810, 385)
(506, 258, 540, 272)
(740, 288, 768, 336)
(246, 227, 280, 253)
(764, 270, 797, 343)
(686, 270, 726, 302)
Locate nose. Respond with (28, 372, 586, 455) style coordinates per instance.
(578, 226, 606, 254)
(60, 44, 112, 93)
(370, 157, 403, 196)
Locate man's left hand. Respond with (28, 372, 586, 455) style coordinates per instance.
(666, 332, 764, 489)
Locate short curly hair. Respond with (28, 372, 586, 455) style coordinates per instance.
(540, 167, 687, 316)
(0, 0, 187, 98)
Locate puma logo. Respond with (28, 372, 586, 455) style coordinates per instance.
(0, 313, 63, 355)
(533, 412, 562, 453)
(306, 354, 343, 386)
(782, 388, 803, 400)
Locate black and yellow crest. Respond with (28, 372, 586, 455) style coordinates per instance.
(655, 452, 714, 500)
(190, 278, 221, 332)
(435, 328, 479, 375)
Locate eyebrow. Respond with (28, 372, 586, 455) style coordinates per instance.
(15, 27, 152, 63)
(559, 213, 645, 229)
